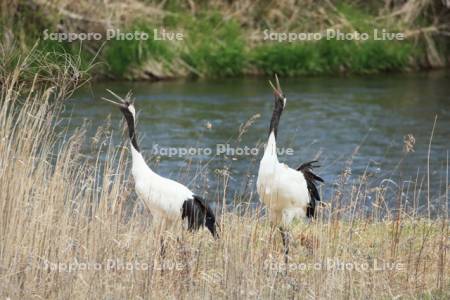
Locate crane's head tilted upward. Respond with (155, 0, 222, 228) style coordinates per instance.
(269, 74, 286, 110)
(102, 89, 140, 152)
(102, 89, 136, 120)
(268, 74, 286, 138)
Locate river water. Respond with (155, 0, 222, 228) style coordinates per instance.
(66, 71, 450, 210)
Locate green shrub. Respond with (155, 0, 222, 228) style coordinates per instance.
(104, 22, 174, 76)
(181, 13, 247, 77)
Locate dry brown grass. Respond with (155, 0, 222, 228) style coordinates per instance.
(0, 50, 449, 299)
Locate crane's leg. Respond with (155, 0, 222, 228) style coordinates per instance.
(279, 226, 290, 264)
(160, 236, 166, 258)
(268, 210, 281, 249)
(157, 220, 169, 276)
(268, 224, 277, 248)
(157, 220, 167, 259)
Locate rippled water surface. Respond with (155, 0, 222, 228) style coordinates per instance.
(66, 71, 450, 208)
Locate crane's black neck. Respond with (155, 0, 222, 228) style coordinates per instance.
(120, 108, 140, 152)
(269, 100, 284, 138)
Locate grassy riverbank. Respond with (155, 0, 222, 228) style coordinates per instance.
(2, 0, 449, 80)
(0, 49, 448, 299)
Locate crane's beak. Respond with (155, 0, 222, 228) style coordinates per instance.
(101, 89, 129, 108)
(101, 97, 124, 107)
(268, 74, 283, 99)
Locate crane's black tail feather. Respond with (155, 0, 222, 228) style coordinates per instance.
(182, 196, 219, 239)
(297, 160, 324, 218)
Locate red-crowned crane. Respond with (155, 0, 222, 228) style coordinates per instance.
(102, 90, 219, 247)
(256, 76, 323, 261)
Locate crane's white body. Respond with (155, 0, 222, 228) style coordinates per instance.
(125, 105, 193, 225)
(104, 93, 218, 238)
(130, 145, 193, 222)
(256, 75, 322, 259)
(257, 132, 310, 226)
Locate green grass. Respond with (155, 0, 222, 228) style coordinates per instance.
(251, 38, 414, 76)
(249, 2, 415, 76)
(180, 13, 246, 77)
(102, 13, 246, 78)
(104, 21, 175, 76)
